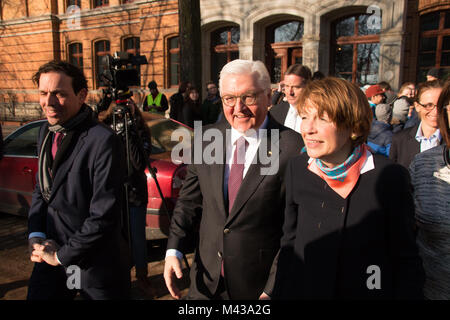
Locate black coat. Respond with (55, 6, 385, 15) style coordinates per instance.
(269, 101, 290, 126)
(273, 153, 424, 299)
(389, 124, 420, 169)
(28, 110, 131, 297)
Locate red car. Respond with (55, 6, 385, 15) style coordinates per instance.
(0, 116, 192, 240)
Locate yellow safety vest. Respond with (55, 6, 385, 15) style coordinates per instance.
(146, 93, 164, 115)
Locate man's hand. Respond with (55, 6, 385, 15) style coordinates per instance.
(163, 256, 184, 299)
(29, 237, 45, 263)
(31, 240, 61, 266)
(259, 292, 271, 300)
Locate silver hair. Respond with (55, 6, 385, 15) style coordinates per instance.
(219, 59, 271, 95)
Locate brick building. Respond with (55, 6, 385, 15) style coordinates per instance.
(0, 0, 449, 120)
(0, 0, 179, 120)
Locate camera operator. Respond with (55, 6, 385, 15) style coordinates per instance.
(98, 99, 154, 297)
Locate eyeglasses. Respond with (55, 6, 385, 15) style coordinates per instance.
(221, 90, 265, 107)
(207, 86, 217, 90)
(417, 101, 438, 111)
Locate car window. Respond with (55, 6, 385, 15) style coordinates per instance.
(3, 122, 44, 157)
(148, 119, 192, 154)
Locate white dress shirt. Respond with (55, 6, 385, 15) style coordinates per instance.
(284, 104, 302, 133)
(415, 122, 441, 153)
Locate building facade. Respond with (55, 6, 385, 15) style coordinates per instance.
(0, 0, 449, 120)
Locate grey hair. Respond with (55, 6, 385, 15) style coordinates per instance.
(219, 59, 271, 95)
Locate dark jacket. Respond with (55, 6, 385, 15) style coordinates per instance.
(169, 92, 184, 121)
(273, 153, 425, 299)
(167, 116, 303, 299)
(101, 109, 151, 207)
(269, 101, 290, 126)
(28, 106, 131, 293)
(389, 124, 420, 168)
(181, 99, 202, 128)
(201, 95, 222, 125)
(367, 120, 393, 157)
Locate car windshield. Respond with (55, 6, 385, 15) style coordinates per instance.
(147, 118, 193, 155)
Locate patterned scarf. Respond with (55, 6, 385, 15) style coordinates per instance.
(308, 144, 369, 199)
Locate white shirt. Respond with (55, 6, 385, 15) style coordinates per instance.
(415, 122, 441, 153)
(284, 104, 302, 133)
(166, 116, 269, 260)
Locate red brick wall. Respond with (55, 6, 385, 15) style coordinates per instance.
(0, 0, 179, 120)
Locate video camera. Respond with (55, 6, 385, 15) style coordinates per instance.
(97, 51, 148, 113)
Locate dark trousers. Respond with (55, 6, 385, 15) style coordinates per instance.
(27, 262, 130, 300)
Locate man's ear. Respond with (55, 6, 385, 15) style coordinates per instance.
(78, 88, 88, 104)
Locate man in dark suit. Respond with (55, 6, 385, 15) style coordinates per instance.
(269, 64, 311, 133)
(389, 80, 443, 168)
(27, 61, 131, 300)
(163, 59, 303, 300)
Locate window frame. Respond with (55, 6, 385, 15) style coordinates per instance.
(94, 39, 111, 89)
(330, 13, 381, 85)
(68, 42, 83, 69)
(417, 10, 450, 82)
(166, 35, 180, 88)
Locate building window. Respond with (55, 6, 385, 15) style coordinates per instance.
(68, 43, 83, 68)
(331, 13, 381, 85)
(122, 0, 134, 3)
(211, 26, 240, 85)
(266, 20, 304, 83)
(167, 36, 180, 87)
(94, 40, 110, 88)
(67, 0, 81, 9)
(123, 37, 141, 86)
(93, 0, 109, 8)
(417, 10, 450, 82)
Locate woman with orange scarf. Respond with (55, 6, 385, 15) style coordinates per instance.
(273, 77, 425, 299)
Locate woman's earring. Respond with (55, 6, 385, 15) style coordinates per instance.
(351, 134, 358, 141)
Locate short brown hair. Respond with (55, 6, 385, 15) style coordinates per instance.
(285, 64, 312, 81)
(437, 80, 450, 146)
(32, 60, 87, 94)
(297, 77, 372, 146)
(415, 80, 442, 102)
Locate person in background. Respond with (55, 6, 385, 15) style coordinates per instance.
(409, 80, 450, 299)
(181, 87, 202, 128)
(98, 99, 155, 298)
(273, 77, 424, 299)
(312, 71, 325, 81)
(201, 81, 222, 125)
(271, 80, 285, 106)
(270, 64, 312, 133)
(390, 80, 443, 168)
(426, 68, 440, 82)
(392, 82, 416, 128)
(367, 103, 394, 157)
(365, 84, 385, 119)
(169, 81, 191, 121)
(143, 81, 168, 116)
(378, 81, 396, 104)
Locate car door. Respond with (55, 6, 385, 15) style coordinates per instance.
(0, 121, 44, 216)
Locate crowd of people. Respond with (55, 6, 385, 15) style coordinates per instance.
(21, 58, 449, 300)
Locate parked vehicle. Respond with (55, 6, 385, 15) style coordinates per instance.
(0, 117, 193, 240)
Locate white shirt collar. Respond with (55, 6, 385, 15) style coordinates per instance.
(415, 121, 441, 142)
(230, 115, 269, 145)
